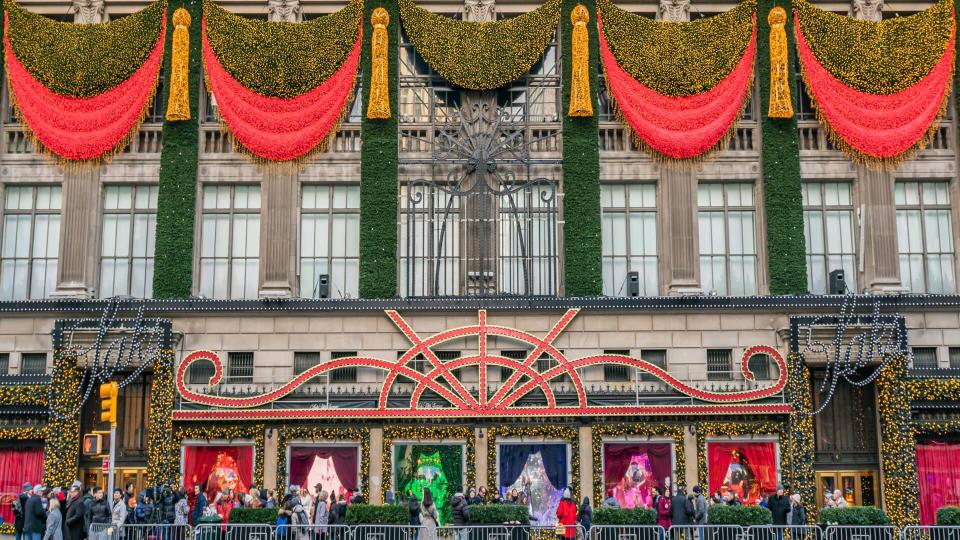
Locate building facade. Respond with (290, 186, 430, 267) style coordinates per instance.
(0, 0, 958, 529)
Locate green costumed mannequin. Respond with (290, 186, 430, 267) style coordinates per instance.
(402, 451, 451, 524)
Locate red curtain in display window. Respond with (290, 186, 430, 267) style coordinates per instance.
(0, 447, 44, 524)
(917, 442, 960, 524)
(182, 445, 254, 502)
(707, 441, 778, 505)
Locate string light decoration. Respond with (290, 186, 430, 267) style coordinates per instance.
(784, 355, 815, 518)
(0, 384, 50, 407)
(172, 424, 266, 488)
(4, 0, 165, 96)
(908, 377, 960, 401)
(795, 295, 906, 414)
(590, 423, 686, 505)
(397, 0, 561, 90)
(694, 420, 786, 493)
(486, 425, 580, 501)
(276, 426, 370, 499)
(766, 7, 793, 118)
(203, 0, 362, 97)
(876, 355, 918, 527)
(914, 419, 960, 436)
(382, 425, 476, 499)
(51, 301, 169, 420)
(165, 7, 193, 121)
(146, 351, 177, 485)
(597, 0, 755, 96)
(44, 353, 82, 488)
(366, 7, 391, 119)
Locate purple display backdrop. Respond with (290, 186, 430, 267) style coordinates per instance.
(603, 443, 673, 508)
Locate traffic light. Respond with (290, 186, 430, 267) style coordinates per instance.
(99, 382, 119, 425)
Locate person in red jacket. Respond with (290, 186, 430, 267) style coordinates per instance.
(556, 488, 578, 540)
(655, 486, 672, 530)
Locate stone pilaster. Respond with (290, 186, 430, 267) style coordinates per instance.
(684, 427, 698, 490)
(54, 169, 100, 298)
(369, 427, 384, 504)
(259, 172, 298, 297)
(263, 427, 279, 490)
(859, 167, 904, 292)
(476, 427, 489, 490)
(578, 426, 593, 501)
(661, 168, 702, 294)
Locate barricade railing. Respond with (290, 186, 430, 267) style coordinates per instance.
(69, 522, 960, 540)
(668, 525, 745, 540)
(902, 527, 960, 540)
(746, 525, 822, 540)
(824, 525, 899, 540)
(589, 524, 664, 540)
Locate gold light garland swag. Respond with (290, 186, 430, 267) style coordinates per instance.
(276, 426, 371, 499)
(165, 8, 192, 122)
(44, 353, 82, 488)
(876, 355, 919, 527)
(909, 377, 960, 401)
(767, 6, 793, 118)
(146, 351, 177, 485)
(486, 425, 580, 501)
(366, 7, 392, 119)
(590, 423, 686, 505)
(568, 4, 593, 117)
(382, 425, 476, 498)
(173, 424, 266, 488)
(397, 0, 562, 90)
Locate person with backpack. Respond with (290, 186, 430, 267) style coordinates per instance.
(450, 486, 469, 540)
(14, 483, 32, 540)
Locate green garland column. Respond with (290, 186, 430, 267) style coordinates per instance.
(153, 0, 203, 299)
(758, 0, 808, 295)
(359, 0, 400, 298)
(44, 354, 82, 487)
(561, 0, 602, 297)
(785, 355, 816, 519)
(146, 351, 177, 485)
(876, 355, 919, 526)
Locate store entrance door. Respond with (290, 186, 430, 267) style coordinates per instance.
(815, 470, 879, 508)
(82, 467, 149, 495)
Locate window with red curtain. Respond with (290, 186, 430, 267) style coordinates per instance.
(182, 445, 254, 501)
(287, 446, 359, 499)
(917, 442, 960, 524)
(707, 441, 778, 505)
(0, 447, 44, 523)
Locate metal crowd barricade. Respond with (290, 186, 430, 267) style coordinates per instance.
(195, 522, 275, 540)
(588, 524, 664, 540)
(120, 523, 193, 540)
(824, 525, 898, 540)
(902, 526, 960, 540)
(350, 523, 418, 540)
(89, 523, 121, 540)
(527, 525, 587, 540)
(669, 524, 745, 540)
(746, 525, 822, 540)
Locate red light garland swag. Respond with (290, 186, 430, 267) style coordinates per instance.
(2, 2, 166, 164)
(597, 0, 757, 161)
(201, 0, 362, 163)
(793, 0, 956, 167)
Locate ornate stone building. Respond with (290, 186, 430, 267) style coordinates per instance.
(0, 0, 957, 528)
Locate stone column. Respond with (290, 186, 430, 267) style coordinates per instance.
(578, 426, 593, 500)
(684, 428, 698, 490)
(369, 427, 384, 504)
(263, 427, 279, 490)
(859, 168, 904, 292)
(54, 168, 100, 297)
(661, 168, 702, 294)
(259, 170, 299, 297)
(475, 427, 489, 489)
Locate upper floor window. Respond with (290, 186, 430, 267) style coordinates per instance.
(912, 347, 938, 369)
(639, 349, 667, 382)
(698, 183, 757, 295)
(803, 182, 856, 294)
(20, 352, 46, 375)
(101, 185, 158, 298)
(199, 185, 260, 299)
(706, 349, 733, 381)
(226, 352, 254, 384)
(300, 185, 360, 299)
(603, 349, 631, 382)
(896, 181, 956, 293)
(601, 184, 657, 296)
(0, 185, 61, 300)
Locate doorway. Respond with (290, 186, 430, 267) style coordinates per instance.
(815, 470, 879, 507)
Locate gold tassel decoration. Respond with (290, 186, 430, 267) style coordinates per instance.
(767, 6, 794, 119)
(568, 4, 593, 117)
(165, 7, 192, 122)
(366, 7, 391, 119)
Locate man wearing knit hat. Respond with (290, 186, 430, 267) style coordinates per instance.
(14, 483, 32, 540)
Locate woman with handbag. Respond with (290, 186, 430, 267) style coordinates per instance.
(555, 488, 577, 540)
(418, 489, 439, 540)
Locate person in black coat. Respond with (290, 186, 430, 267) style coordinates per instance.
(24, 486, 48, 540)
(191, 486, 207, 526)
(670, 487, 693, 526)
(767, 485, 791, 526)
(15, 483, 32, 540)
(156, 486, 177, 525)
(85, 488, 112, 533)
(450, 488, 469, 526)
(63, 485, 86, 540)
